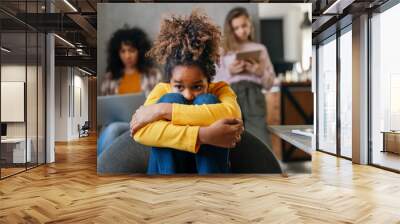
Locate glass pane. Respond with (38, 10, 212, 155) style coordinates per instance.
(27, 31, 38, 169)
(1, 31, 27, 177)
(371, 4, 400, 171)
(317, 37, 337, 154)
(339, 29, 352, 158)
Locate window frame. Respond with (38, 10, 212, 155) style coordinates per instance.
(315, 22, 353, 160)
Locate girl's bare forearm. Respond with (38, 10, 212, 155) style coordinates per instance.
(156, 103, 173, 120)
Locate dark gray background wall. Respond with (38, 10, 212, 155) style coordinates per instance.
(97, 3, 260, 82)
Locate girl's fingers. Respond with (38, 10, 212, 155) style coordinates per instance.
(231, 141, 237, 148)
(130, 115, 138, 134)
(236, 134, 241, 143)
(131, 123, 140, 135)
(236, 128, 243, 136)
(235, 118, 243, 125)
(231, 123, 243, 131)
(233, 123, 244, 136)
(130, 120, 134, 129)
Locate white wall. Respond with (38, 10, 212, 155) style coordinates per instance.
(97, 3, 260, 86)
(258, 3, 311, 63)
(1, 65, 38, 137)
(55, 67, 69, 141)
(1, 65, 26, 139)
(1, 82, 24, 122)
(55, 67, 89, 141)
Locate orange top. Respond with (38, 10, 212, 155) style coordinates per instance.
(117, 72, 141, 94)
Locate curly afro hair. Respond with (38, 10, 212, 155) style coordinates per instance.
(146, 10, 221, 82)
(106, 27, 154, 80)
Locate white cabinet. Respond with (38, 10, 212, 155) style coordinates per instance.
(1, 138, 32, 163)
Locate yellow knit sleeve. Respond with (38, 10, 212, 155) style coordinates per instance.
(132, 82, 241, 153)
(132, 83, 200, 153)
(133, 121, 200, 153)
(171, 82, 242, 126)
(142, 83, 169, 106)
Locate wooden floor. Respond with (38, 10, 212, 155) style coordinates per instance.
(1, 167, 26, 178)
(1, 163, 45, 178)
(372, 150, 400, 171)
(1, 135, 400, 223)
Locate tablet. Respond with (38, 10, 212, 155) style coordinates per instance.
(235, 50, 261, 62)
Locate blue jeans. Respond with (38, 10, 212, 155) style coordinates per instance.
(147, 93, 230, 175)
(98, 122, 130, 156)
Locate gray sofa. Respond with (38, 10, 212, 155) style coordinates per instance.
(97, 130, 282, 174)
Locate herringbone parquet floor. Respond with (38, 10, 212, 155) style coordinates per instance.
(1, 135, 400, 223)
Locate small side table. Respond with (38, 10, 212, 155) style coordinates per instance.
(381, 131, 400, 154)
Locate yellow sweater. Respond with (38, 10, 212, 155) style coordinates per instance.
(133, 81, 242, 153)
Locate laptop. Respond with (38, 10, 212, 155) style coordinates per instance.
(97, 93, 146, 130)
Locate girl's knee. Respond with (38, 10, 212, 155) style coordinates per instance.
(157, 93, 188, 104)
(193, 93, 219, 105)
(106, 122, 129, 133)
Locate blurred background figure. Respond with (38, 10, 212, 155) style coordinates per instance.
(98, 27, 160, 156)
(100, 27, 160, 96)
(215, 7, 275, 148)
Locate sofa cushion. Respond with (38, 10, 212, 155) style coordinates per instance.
(97, 131, 149, 174)
(97, 130, 282, 174)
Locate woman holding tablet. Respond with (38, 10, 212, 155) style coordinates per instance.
(215, 7, 276, 146)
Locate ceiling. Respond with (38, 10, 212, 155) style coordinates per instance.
(0, 0, 393, 75)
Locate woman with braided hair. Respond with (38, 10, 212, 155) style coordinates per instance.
(129, 10, 243, 175)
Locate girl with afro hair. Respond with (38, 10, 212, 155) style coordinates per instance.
(130, 10, 243, 174)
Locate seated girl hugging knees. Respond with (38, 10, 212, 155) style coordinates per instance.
(130, 10, 243, 175)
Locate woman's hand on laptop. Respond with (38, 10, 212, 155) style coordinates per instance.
(198, 118, 244, 148)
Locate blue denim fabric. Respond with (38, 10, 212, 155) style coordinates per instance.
(98, 122, 130, 156)
(147, 93, 230, 175)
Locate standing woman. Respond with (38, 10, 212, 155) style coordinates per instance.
(98, 27, 161, 156)
(215, 7, 275, 147)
